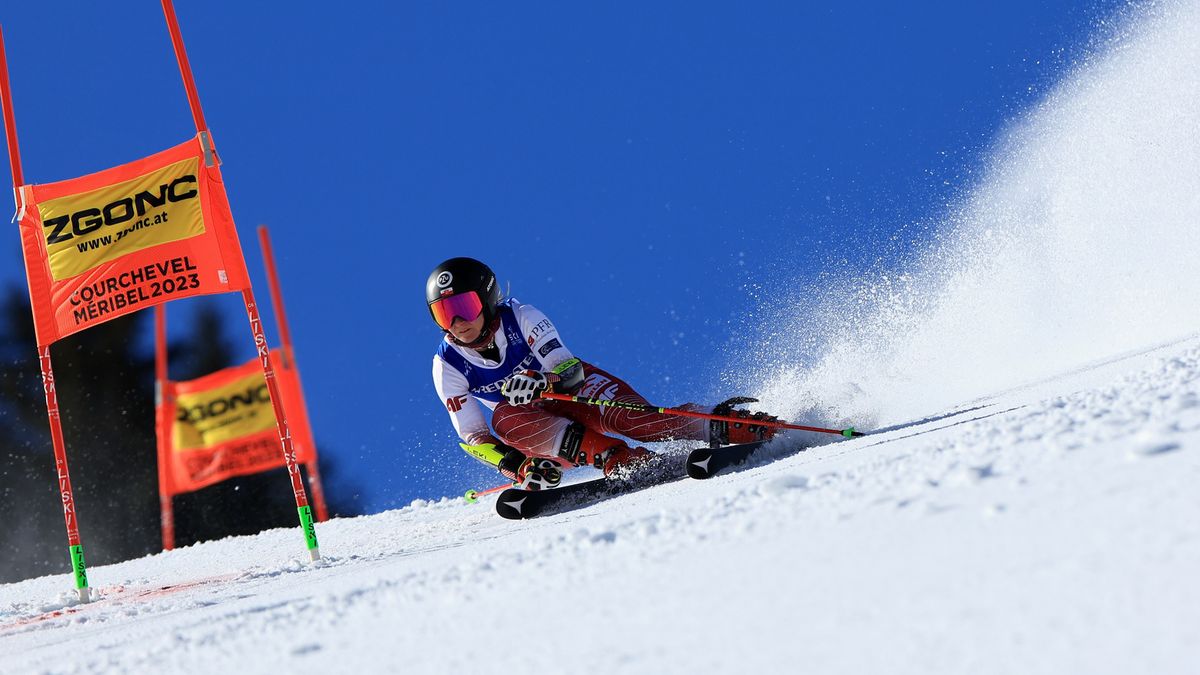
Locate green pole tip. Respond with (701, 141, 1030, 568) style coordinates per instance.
(69, 544, 88, 589)
(842, 427, 856, 438)
(464, 489, 479, 503)
(297, 505, 319, 550)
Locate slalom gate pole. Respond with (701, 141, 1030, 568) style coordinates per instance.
(259, 225, 329, 522)
(1, 26, 91, 603)
(161, 2, 319, 560)
(464, 484, 513, 503)
(160, 0, 207, 133)
(0, 26, 24, 187)
(244, 295, 321, 560)
(540, 391, 865, 438)
(154, 305, 175, 551)
(38, 347, 91, 600)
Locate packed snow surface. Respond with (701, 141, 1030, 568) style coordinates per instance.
(5, 1, 1200, 673)
(2, 334, 1199, 673)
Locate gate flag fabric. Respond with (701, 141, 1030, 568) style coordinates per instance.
(159, 349, 318, 496)
(16, 136, 251, 345)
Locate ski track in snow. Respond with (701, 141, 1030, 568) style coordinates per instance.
(2, 335, 1198, 674)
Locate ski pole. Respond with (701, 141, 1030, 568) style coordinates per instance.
(540, 391, 865, 438)
(464, 483, 513, 503)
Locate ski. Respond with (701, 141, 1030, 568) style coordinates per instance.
(495, 477, 620, 520)
(494, 454, 687, 520)
(496, 442, 775, 519)
(685, 440, 770, 479)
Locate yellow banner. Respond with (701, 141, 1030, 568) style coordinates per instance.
(159, 351, 317, 496)
(37, 156, 207, 281)
(172, 366, 275, 452)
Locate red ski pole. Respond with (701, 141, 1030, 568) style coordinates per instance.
(464, 483, 513, 503)
(540, 391, 865, 438)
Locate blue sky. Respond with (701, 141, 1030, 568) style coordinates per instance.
(0, 1, 1127, 511)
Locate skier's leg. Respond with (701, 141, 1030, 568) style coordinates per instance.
(555, 363, 710, 443)
(555, 365, 779, 446)
(494, 362, 713, 475)
(490, 402, 572, 460)
(491, 401, 639, 473)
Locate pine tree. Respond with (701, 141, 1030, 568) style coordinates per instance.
(0, 293, 361, 584)
(0, 287, 157, 581)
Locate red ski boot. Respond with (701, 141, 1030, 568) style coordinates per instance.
(602, 445, 654, 478)
(557, 423, 653, 476)
(710, 397, 780, 445)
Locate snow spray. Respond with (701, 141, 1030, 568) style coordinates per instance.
(749, 1, 1200, 428)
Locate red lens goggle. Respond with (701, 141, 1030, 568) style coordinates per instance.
(430, 292, 484, 331)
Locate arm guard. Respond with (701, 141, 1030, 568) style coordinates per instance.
(550, 357, 584, 393)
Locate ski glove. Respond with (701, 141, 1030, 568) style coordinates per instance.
(501, 369, 550, 405)
(516, 456, 562, 491)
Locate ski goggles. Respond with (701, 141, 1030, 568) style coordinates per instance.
(430, 291, 484, 331)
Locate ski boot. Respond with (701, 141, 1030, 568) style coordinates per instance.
(557, 422, 653, 477)
(601, 445, 654, 478)
(710, 397, 780, 446)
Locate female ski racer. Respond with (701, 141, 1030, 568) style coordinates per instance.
(428, 257, 777, 491)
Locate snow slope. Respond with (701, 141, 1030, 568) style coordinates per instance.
(2, 333, 1199, 673)
(748, 0, 1200, 430)
(4, 2, 1200, 673)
